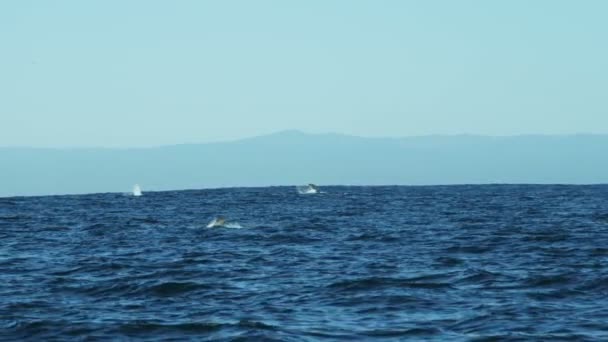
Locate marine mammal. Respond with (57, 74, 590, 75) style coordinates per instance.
(206, 216, 243, 228)
(297, 183, 319, 194)
(206, 216, 227, 228)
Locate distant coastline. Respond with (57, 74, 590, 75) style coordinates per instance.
(2, 131, 607, 197)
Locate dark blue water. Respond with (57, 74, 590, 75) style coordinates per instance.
(2, 185, 608, 341)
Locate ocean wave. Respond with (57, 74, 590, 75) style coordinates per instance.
(327, 276, 453, 291)
(3, 185, 608, 340)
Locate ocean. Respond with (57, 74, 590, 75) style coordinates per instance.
(1, 185, 608, 341)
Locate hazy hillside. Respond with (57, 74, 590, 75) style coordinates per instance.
(1, 131, 607, 197)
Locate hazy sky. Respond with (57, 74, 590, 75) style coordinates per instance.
(2, 0, 607, 147)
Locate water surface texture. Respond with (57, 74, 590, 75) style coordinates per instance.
(2, 185, 608, 340)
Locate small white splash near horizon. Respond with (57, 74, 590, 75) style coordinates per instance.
(296, 184, 319, 195)
(132, 184, 142, 197)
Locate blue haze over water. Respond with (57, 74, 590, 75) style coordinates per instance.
(2, 131, 608, 197)
(2, 185, 608, 340)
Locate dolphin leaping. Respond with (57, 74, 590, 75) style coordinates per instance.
(206, 216, 242, 228)
(207, 216, 227, 228)
(297, 183, 319, 194)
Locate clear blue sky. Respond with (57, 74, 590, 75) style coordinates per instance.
(2, 0, 607, 147)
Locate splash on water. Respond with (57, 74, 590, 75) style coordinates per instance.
(206, 216, 243, 228)
(296, 184, 319, 195)
(132, 184, 142, 197)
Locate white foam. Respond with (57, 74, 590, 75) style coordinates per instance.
(223, 222, 243, 229)
(132, 184, 142, 197)
(296, 185, 319, 195)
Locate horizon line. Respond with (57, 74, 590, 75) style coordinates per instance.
(2, 130, 608, 150)
(3, 182, 608, 199)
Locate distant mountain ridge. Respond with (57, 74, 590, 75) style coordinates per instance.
(1, 131, 607, 197)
